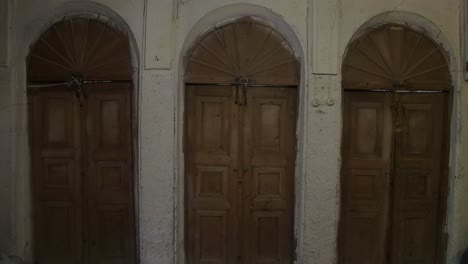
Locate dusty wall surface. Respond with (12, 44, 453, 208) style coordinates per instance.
(0, 0, 467, 263)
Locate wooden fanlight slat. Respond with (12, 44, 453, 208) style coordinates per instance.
(185, 17, 300, 86)
(28, 18, 132, 82)
(342, 24, 450, 91)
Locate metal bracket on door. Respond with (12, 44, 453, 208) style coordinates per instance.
(71, 75, 87, 106)
(235, 77, 249, 106)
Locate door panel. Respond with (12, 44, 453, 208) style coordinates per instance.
(243, 87, 296, 263)
(31, 90, 83, 264)
(339, 92, 449, 264)
(85, 85, 136, 264)
(185, 86, 297, 264)
(340, 92, 393, 264)
(185, 86, 239, 264)
(390, 93, 446, 264)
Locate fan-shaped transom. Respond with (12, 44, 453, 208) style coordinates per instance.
(185, 17, 300, 86)
(342, 24, 451, 91)
(28, 17, 133, 82)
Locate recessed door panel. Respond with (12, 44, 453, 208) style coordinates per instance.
(194, 211, 229, 264)
(342, 212, 380, 264)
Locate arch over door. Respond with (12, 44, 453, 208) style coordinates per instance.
(339, 24, 451, 264)
(342, 24, 450, 91)
(28, 17, 136, 264)
(185, 18, 299, 264)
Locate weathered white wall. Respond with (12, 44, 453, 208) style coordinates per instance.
(1, 0, 467, 263)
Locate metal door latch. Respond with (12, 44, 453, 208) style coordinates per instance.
(235, 77, 249, 106)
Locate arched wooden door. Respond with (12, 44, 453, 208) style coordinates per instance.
(28, 18, 136, 264)
(339, 24, 451, 264)
(184, 18, 299, 264)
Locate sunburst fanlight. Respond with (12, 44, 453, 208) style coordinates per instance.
(342, 24, 450, 91)
(185, 18, 300, 86)
(28, 17, 132, 82)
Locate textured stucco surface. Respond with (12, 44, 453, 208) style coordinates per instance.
(0, 0, 467, 263)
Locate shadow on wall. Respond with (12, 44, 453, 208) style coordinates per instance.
(462, 249, 468, 264)
(0, 255, 22, 264)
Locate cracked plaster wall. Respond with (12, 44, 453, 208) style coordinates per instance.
(0, 0, 467, 263)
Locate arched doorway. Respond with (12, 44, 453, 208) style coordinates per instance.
(339, 24, 451, 264)
(27, 17, 137, 264)
(184, 17, 299, 263)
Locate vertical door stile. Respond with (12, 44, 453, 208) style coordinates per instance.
(80, 91, 89, 264)
(385, 91, 398, 264)
(237, 85, 245, 264)
(241, 87, 250, 264)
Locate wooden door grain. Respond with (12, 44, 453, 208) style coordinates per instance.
(84, 83, 136, 264)
(242, 87, 297, 264)
(28, 17, 136, 264)
(31, 88, 84, 264)
(339, 91, 450, 264)
(339, 92, 393, 264)
(389, 93, 447, 264)
(185, 85, 240, 264)
(185, 85, 298, 264)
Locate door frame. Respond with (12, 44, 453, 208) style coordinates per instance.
(339, 13, 459, 263)
(175, 5, 306, 263)
(17, 3, 141, 262)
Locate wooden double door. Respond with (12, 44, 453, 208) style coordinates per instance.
(185, 85, 297, 264)
(30, 84, 136, 264)
(340, 91, 449, 264)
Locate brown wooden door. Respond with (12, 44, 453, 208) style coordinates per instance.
(84, 84, 136, 264)
(339, 91, 449, 264)
(390, 93, 448, 264)
(340, 91, 393, 264)
(185, 85, 239, 264)
(185, 85, 297, 264)
(31, 88, 84, 264)
(30, 84, 136, 264)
